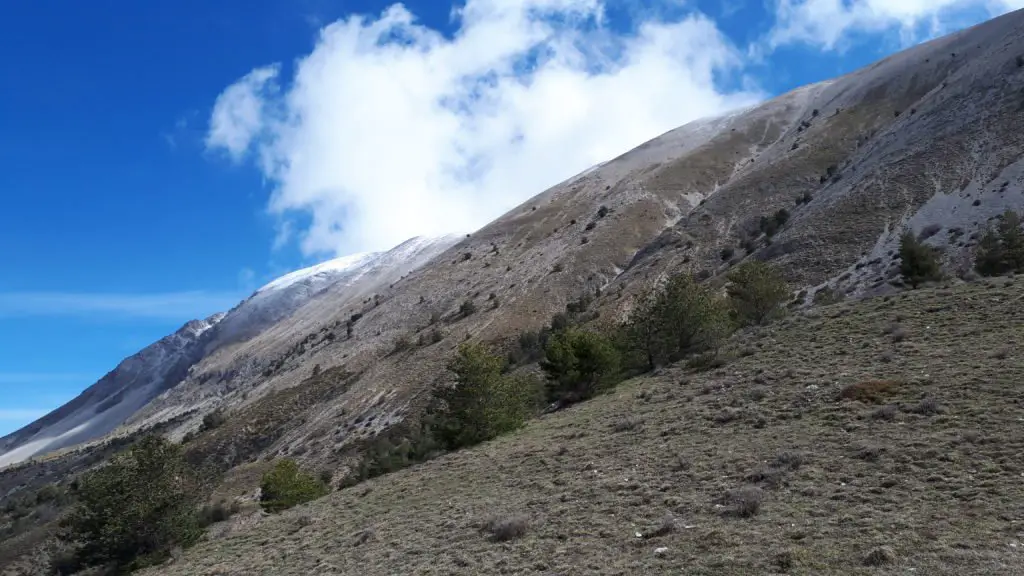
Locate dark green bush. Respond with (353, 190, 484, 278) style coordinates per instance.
(259, 459, 329, 513)
(201, 409, 227, 432)
(899, 232, 942, 288)
(197, 499, 240, 527)
(459, 300, 478, 318)
(57, 435, 202, 572)
(975, 210, 1024, 276)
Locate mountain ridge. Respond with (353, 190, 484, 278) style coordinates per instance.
(0, 235, 459, 467)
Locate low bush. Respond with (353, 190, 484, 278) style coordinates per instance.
(899, 232, 942, 288)
(975, 210, 1024, 276)
(839, 380, 898, 404)
(259, 459, 329, 513)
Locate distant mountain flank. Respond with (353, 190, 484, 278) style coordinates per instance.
(0, 235, 459, 467)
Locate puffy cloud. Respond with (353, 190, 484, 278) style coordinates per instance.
(205, 0, 761, 256)
(769, 0, 1024, 50)
(206, 65, 280, 161)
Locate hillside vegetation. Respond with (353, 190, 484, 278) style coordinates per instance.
(143, 278, 1024, 575)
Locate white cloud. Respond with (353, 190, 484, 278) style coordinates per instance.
(0, 291, 242, 320)
(206, 65, 281, 161)
(769, 0, 1024, 50)
(205, 0, 761, 256)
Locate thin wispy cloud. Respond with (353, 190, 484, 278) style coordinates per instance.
(0, 373, 95, 385)
(0, 291, 242, 320)
(769, 0, 1024, 50)
(0, 409, 51, 422)
(206, 0, 762, 257)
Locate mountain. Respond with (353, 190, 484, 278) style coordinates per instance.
(0, 235, 459, 468)
(0, 316, 222, 468)
(9, 6, 1024, 471)
(5, 9, 1024, 574)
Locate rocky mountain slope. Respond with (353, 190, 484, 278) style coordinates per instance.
(0, 235, 458, 467)
(0, 316, 222, 468)
(9, 3, 1024, 475)
(161, 5, 1024, 477)
(4, 7, 1024, 574)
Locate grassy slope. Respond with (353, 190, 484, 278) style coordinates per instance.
(145, 279, 1022, 575)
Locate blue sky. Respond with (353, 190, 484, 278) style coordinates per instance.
(1, 0, 1020, 436)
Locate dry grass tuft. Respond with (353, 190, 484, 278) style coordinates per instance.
(840, 380, 899, 403)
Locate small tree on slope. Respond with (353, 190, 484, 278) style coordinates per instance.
(726, 261, 789, 326)
(58, 435, 202, 572)
(899, 232, 942, 288)
(976, 210, 1024, 276)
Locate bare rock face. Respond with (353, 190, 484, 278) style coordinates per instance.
(6, 9, 1024, 471)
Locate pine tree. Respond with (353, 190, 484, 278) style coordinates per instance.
(726, 261, 789, 325)
(619, 273, 732, 371)
(541, 329, 621, 405)
(975, 210, 1024, 276)
(58, 436, 202, 572)
(433, 343, 541, 449)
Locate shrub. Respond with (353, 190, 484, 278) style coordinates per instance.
(259, 459, 329, 513)
(720, 247, 735, 261)
(774, 208, 790, 225)
(198, 499, 240, 527)
(432, 344, 543, 450)
(725, 486, 763, 518)
(619, 273, 732, 371)
(726, 261, 789, 326)
(482, 514, 529, 542)
(346, 429, 442, 485)
(899, 232, 942, 288)
(390, 335, 412, 355)
(57, 435, 202, 572)
(459, 300, 478, 317)
(975, 210, 1024, 276)
(541, 328, 621, 406)
(812, 287, 843, 305)
(201, 409, 227, 432)
(759, 216, 780, 237)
